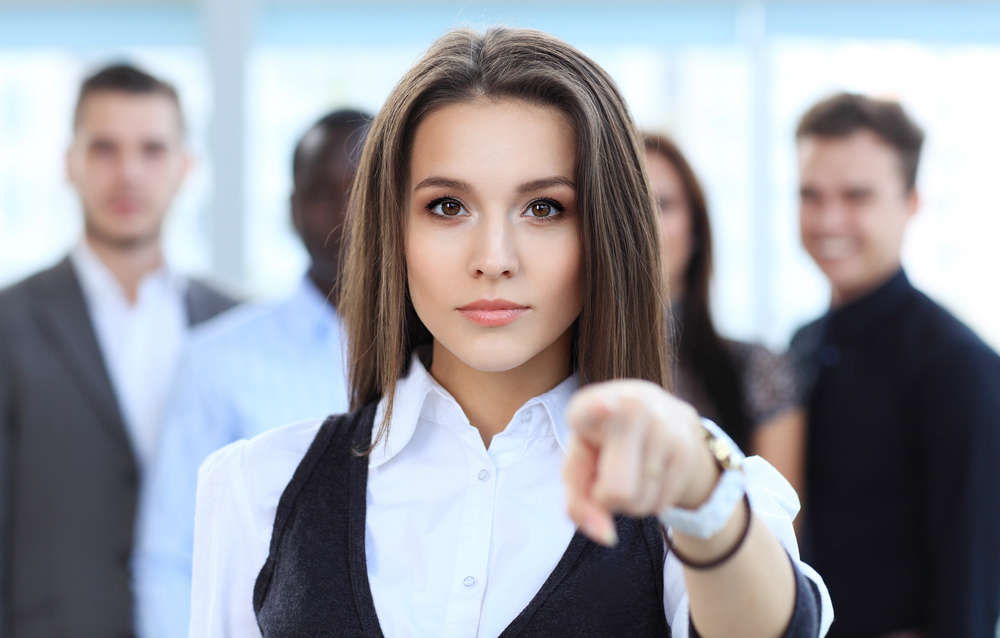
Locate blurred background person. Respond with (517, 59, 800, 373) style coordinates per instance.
(643, 133, 804, 496)
(133, 108, 370, 638)
(790, 92, 1000, 638)
(0, 64, 236, 637)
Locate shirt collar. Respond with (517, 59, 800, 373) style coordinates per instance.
(70, 240, 186, 305)
(826, 268, 912, 337)
(369, 354, 579, 468)
(71, 240, 121, 301)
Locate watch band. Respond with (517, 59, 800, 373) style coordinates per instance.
(657, 419, 747, 539)
(659, 467, 746, 539)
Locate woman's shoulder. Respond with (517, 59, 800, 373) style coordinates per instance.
(725, 339, 781, 367)
(197, 418, 330, 537)
(199, 417, 329, 485)
(198, 406, 381, 528)
(723, 340, 799, 426)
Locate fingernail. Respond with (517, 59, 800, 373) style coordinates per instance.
(603, 526, 619, 547)
(583, 521, 618, 546)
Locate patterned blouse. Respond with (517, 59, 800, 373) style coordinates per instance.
(673, 340, 800, 431)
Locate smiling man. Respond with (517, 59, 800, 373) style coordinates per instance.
(790, 93, 1000, 638)
(0, 64, 236, 636)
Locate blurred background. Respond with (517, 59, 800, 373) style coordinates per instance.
(1, 0, 998, 349)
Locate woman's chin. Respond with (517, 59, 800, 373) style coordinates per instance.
(455, 348, 536, 374)
(432, 328, 575, 380)
(432, 336, 543, 375)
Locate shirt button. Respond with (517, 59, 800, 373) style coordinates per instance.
(521, 410, 533, 423)
(477, 469, 490, 481)
(463, 576, 477, 588)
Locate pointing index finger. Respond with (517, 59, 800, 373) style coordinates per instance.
(565, 386, 621, 444)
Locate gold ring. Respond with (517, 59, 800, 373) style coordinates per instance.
(642, 463, 663, 479)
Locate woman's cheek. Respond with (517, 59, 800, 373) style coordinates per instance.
(407, 221, 473, 334)
(532, 229, 583, 321)
(405, 226, 442, 326)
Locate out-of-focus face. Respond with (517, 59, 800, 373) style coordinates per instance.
(405, 99, 582, 375)
(645, 150, 693, 301)
(67, 91, 189, 250)
(798, 129, 917, 305)
(292, 129, 356, 288)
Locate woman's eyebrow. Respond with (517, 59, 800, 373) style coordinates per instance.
(412, 175, 576, 194)
(517, 176, 576, 193)
(412, 177, 473, 193)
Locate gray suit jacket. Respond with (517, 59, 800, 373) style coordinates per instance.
(0, 257, 238, 638)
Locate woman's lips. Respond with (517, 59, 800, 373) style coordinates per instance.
(458, 300, 529, 327)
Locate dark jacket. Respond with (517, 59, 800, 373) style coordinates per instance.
(791, 269, 1000, 638)
(0, 257, 237, 638)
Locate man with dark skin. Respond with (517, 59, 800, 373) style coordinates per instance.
(291, 113, 364, 300)
(133, 110, 371, 638)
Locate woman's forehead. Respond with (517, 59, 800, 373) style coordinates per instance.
(408, 99, 576, 192)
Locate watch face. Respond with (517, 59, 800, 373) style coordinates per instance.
(702, 426, 741, 471)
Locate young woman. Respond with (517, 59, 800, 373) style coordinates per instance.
(644, 134, 806, 496)
(190, 27, 831, 638)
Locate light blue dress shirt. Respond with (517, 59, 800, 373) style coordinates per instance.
(132, 279, 349, 638)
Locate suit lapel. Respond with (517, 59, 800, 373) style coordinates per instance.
(185, 279, 238, 327)
(33, 257, 134, 457)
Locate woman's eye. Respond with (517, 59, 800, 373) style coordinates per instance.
(526, 200, 562, 218)
(429, 199, 466, 216)
(530, 202, 552, 217)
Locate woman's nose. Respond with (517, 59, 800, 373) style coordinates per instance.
(469, 213, 519, 279)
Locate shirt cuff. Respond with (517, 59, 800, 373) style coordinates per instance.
(687, 558, 822, 638)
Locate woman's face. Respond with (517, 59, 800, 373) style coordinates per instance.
(645, 150, 694, 301)
(405, 99, 582, 375)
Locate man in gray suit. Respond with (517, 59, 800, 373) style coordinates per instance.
(0, 64, 237, 637)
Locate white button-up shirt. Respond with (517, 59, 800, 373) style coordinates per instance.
(70, 240, 189, 472)
(191, 356, 832, 637)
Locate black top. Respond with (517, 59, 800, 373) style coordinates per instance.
(253, 402, 823, 637)
(675, 341, 798, 435)
(791, 269, 1000, 638)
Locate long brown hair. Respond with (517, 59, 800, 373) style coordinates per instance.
(340, 26, 669, 445)
(642, 134, 749, 450)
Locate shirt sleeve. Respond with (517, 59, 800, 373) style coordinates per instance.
(189, 418, 323, 638)
(911, 344, 1000, 637)
(133, 346, 238, 638)
(189, 440, 269, 638)
(787, 320, 826, 408)
(663, 448, 833, 637)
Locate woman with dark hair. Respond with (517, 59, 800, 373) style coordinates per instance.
(643, 134, 804, 496)
(190, 27, 830, 637)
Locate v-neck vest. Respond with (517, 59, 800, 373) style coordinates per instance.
(253, 403, 672, 637)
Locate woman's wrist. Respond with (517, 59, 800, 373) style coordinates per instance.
(676, 423, 723, 510)
(663, 494, 753, 569)
(660, 420, 748, 540)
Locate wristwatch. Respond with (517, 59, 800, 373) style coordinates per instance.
(657, 419, 746, 540)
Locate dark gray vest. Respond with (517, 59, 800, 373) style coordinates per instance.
(253, 403, 672, 637)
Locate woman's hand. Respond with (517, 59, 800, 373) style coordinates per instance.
(563, 379, 721, 545)
(564, 381, 803, 637)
